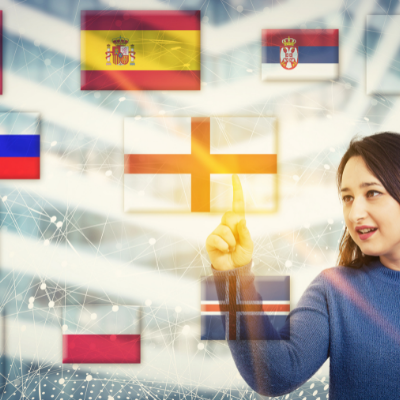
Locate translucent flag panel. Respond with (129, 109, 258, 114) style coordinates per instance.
(124, 116, 277, 213)
(366, 15, 400, 94)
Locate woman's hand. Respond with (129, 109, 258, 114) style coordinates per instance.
(206, 174, 254, 271)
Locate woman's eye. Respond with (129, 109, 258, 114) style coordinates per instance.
(342, 195, 353, 203)
(367, 190, 381, 198)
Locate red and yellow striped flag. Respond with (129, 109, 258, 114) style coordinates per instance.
(81, 10, 201, 91)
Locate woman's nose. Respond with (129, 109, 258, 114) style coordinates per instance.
(348, 197, 368, 223)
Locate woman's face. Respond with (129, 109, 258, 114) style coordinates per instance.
(341, 156, 400, 262)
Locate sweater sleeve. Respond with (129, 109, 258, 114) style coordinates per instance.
(211, 262, 330, 397)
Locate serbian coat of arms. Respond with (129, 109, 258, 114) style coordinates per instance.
(280, 36, 298, 70)
(106, 36, 135, 66)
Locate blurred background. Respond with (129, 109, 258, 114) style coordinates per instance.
(0, 0, 399, 399)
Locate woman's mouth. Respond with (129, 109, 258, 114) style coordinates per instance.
(356, 227, 378, 240)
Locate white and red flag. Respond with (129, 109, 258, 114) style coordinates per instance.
(62, 305, 141, 364)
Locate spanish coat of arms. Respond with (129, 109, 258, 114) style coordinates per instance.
(105, 36, 136, 66)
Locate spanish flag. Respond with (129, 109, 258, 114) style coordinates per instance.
(81, 10, 201, 91)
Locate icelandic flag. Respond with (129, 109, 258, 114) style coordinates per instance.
(124, 116, 277, 213)
(201, 275, 290, 340)
(262, 29, 339, 81)
(62, 305, 141, 364)
(0, 113, 40, 179)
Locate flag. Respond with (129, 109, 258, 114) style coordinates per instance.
(81, 10, 200, 90)
(0, 113, 40, 179)
(62, 305, 141, 364)
(124, 117, 278, 213)
(262, 29, 339, 81)
(0, 11, 2, 95)
(201, 275, 290, 340)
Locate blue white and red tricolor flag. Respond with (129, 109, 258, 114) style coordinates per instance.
(262, 29, 339, 81)
(201, 275, 290, 340)
(0, 113, 40, 179)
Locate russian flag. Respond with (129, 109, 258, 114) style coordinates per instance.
(201, 275, 290, 340)
(262, 29, 339, 81)
(0, 113, 40, 179)
(62, 305, 141, 364)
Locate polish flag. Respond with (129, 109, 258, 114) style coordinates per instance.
(62, 305, 141, 364)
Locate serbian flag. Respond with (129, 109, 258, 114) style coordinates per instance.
(62, 305, 141, 364)
(0, 112, 40, 179)
(262, 29, 339, 81)
(81, 10, 200, 90)
(124, 117, 277, 213)
(201, 275, 290, 340)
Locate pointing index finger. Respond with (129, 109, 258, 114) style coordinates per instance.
(232, 174, 245, 216)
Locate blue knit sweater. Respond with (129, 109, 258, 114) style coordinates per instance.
(212, 260, 400, 399)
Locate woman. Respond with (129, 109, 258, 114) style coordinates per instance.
(205, 132, 400, 399)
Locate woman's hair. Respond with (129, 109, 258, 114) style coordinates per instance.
(336, 132, 400, 268)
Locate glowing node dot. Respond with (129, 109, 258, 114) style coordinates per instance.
(44, 240, 50, 246)
(2, 196, 7, 202)
(105, 170, 112, 177)
(326, 114, 332, 119)
(48, 301, 55, 308)
(202, 16, 209, 23)
(197, 343, 204, 350)
(175, 306, 182, 313)
(246, 68, 253, 73)
(51, 141, 57, 147)
(328, 219, 334, 224)
(285, 260, 292, 268)
(44, 59, 51, 66)
(182, 325, 190, 335)
(40, 283, 46, 290)
(51, 216, 57, 222)
(62, 325, 68, 332)
(28, 304, 33, 309)
(364, 117, 369, 121)
(29, 297, 35, 303)
(145, 299, 152, 306)
(94, 92, 101, 99)
(149, 238, 156, 245)
(324, 164, 330, 170)
(86, 375, 93, 382)
(119, 97, 126, 102)
(56, 221, 63, 228)
(91, 313, 97, 320)
(237, 5, 244, 12)
(293, 175, 299, 182)
(108, 396, 114, 400)
(59, 379, 65, 385)
(112, 305, 119, 312)
(313, 390, 318, 395)
(72, 365, 79, 370)
(310, 383, 315, 389)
